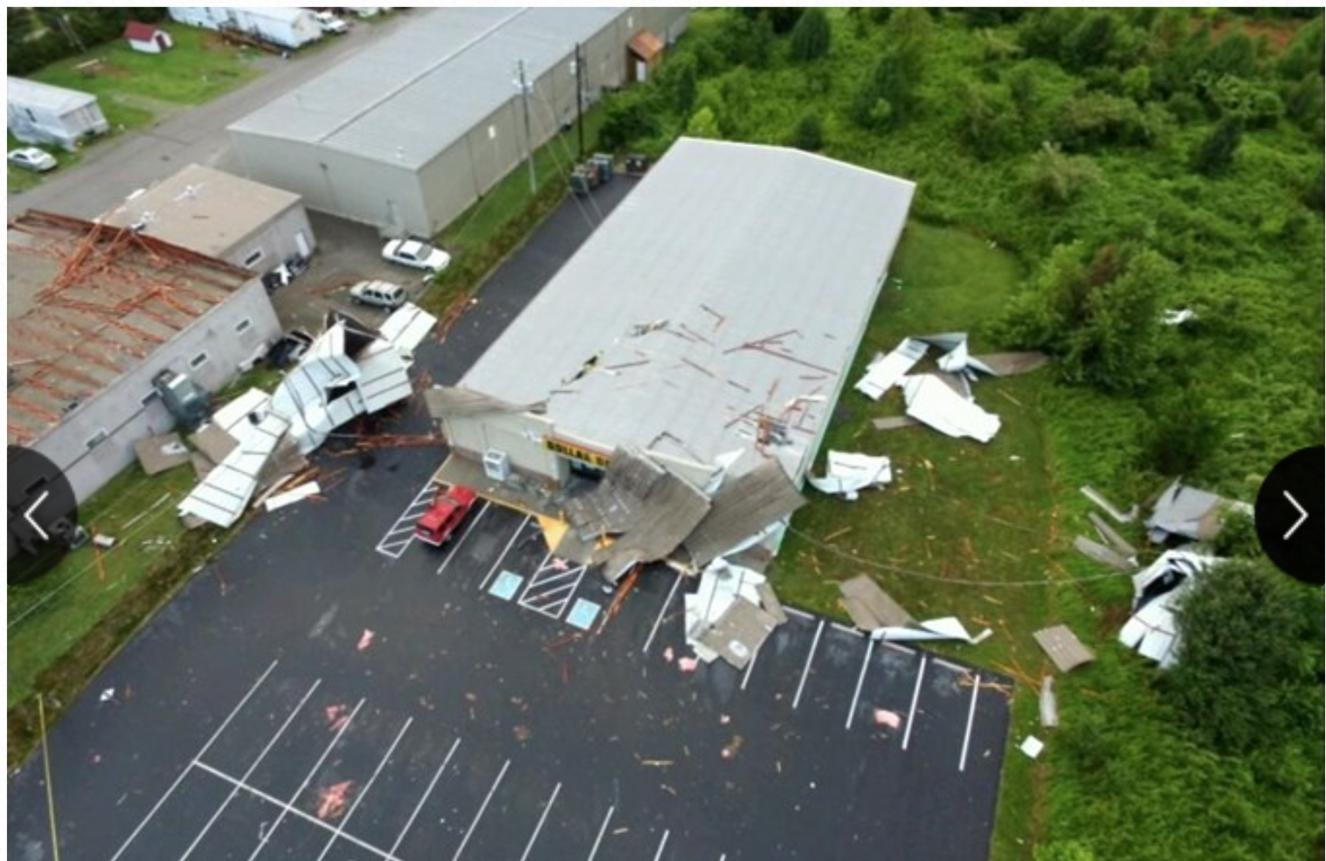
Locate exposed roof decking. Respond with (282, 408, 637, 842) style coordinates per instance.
(460, 138, 915, 481)
(227, 7, 624, 168)
(6, 212, 251, 445)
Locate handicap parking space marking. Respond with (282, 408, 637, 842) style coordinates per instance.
(518, 554, 589, 620)
(566, 597, 601, 631)
(489, 570, 524, 601)
(375, 479, 441, 559)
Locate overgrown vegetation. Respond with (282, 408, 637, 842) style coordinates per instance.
(7, 7, 166, 75)
(596, 9, 1323, 859)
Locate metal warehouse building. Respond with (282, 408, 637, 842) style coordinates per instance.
(101, 163, 316, 271)
(227, 6, 688, 237)
(430, 138, 915, 573)
(7, 212, 281, 501)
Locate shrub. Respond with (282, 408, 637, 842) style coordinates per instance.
(789, 8, 830, 62)
(1064, 10, 1118, 70)
(1056, 92, 1150, 149)
(1165, 559, 1322, 755)
(1212, 510, 1262, 559)
(685, 106, 721, 139)
(957, 83, 1020, 160)
(1024, 142, 1102, 205)
(598, 90, 660, 152)
(1191, 117, 1242, 175)
(851, 13, 930, 128)
(1144, 387, 1224, 475)
(789, 112, 823, 151)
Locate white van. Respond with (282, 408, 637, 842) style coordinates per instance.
(348, 280, 406, 310)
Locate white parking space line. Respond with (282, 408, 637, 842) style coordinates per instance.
(740, 646, 760, 691)
(110, 658, 278, 861)
(783, 606, 814, 620)
(791, 619, 825, 710)
(652, 829, 671, 861)
(830, 621, 859, 636)
(375, 481, 440, 559)
(880, 640, 915, 655)
(518, 781, 562, 861)
(959, 674, 981, 772)
(436, 502, 491, 575)
(901, 656, 927, 751)
(193, 761, 404, 861)
(641, 570, 683, 655)
(586, 806, 615, 861)
(180, 677, 321, 860)
(314, 717, 413, 861)
(931, 656, 967, 673)
(388, 736, 462, 856)
(479, 516, 532, 591)
(246, 698, 364, 861)
(845, 640, 875, 730)
(451, 758, 511, 861)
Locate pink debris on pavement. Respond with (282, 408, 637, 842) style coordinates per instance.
(357, 629, 375, 651)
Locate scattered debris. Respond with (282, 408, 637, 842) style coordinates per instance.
(1145, 479, 1251, 545)
(1072, 535, 1134, 571)
(1032, 624, 1095, 674)
(870, 616, 980, 643)
(98, 687, 117, 704)
(872, 708, 902, 729)
(356, 629, 375, 651)
(325, 704, 350, 731)
(1161, 308, 1196, 327)
(1039, 675, 1059, 728)
(854, 338, 927, 400)
(1019, 735, 1045, 759)
(178, 303, 437, 528)
(92, 534, 116, 549)
(1118, 550, 1219, 667)
(901, 375, 1001, 443)
(967, 351, 1050, 377)
(263, 481, 321, 512)
(662, 646, 675, 663)
(720, 735, 745, 760)
(684, 558, 786, 669)
(316, 780, 354, 821)
(132, 432, 190, 475)
(918, 332, 997, 378)
(808, 450, 893, 500)
(839, 575, 912, 630)
(677, 656, 698, 673)
(871, 415, 919, 431)
(1087, 511, 1137, 561)
(1080, 485, 1138, 523)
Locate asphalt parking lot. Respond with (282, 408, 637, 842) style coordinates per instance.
(7, 175, 1009, 861)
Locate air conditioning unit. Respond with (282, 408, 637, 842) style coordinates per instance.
(483, 448, 511, 482)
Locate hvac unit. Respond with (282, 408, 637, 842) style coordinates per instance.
(483, 448, 511, 482)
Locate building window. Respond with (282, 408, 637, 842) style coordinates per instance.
(235, 318, 253, 335)
(140, 390, 158, 406)
(86, 428, 109, 450)
(242, 248, 264, 268)
(627, 15, 633, 28)
(189, 352, 209, 369)
(487, 124, 497, 140)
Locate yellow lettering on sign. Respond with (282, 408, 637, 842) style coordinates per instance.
(544, 436, 612, 468)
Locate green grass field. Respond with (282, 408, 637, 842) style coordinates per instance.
(8, 22, 262, 192)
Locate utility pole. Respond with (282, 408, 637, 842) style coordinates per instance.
(517, 59, 536, 194)
(574, 42, 585, 159)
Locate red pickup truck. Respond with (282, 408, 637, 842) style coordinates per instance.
(414, 485, 478, 547)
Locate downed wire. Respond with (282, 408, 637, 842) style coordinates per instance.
(786, 526, 1133, 588)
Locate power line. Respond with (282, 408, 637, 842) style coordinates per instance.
(785, 526, 1132, 588)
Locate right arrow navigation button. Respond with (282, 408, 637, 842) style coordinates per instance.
(1254, 445, 1323, 586)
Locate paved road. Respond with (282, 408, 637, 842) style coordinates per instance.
(6, 14, 412, 221)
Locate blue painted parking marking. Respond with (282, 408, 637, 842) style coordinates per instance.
(489, 570, 523, 601)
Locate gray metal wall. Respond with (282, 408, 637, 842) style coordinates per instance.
(231, 133, 428, 238)
(229, 8, 688, 238)
(221, 202, 318, 270)
(32, 279, 281, 502)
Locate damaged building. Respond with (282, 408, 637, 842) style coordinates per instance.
(429, 137, 915, 581)
(7, 211, 281, 501)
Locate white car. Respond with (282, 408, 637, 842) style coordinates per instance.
(313, 11, 348, 34)
(349, 280, 407, 309)
(8, 147, 57, 172)
(382, 238, 451, 274)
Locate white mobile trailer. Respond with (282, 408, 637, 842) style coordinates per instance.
(167, 7, 322, 50)
(6, 77, 109, 151)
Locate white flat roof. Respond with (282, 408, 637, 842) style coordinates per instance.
(460, 138, 915, 479)
(227, 7, 623, 169)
